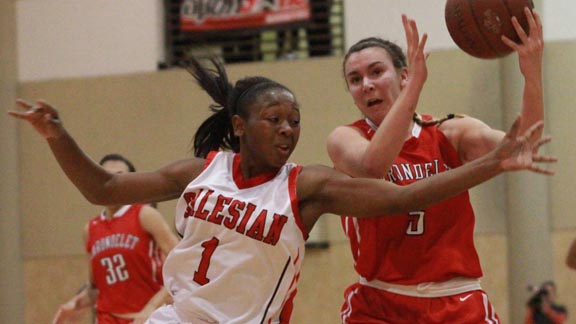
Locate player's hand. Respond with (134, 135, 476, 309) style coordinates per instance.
(402, 14, 428, 88)
(51, 300, 87, 324)
(494, 116, 555, 174)
(501, 7, 544, 78)
(8, 99, 64, 139)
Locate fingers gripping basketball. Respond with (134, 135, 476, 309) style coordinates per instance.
(445, 0, 534, 59)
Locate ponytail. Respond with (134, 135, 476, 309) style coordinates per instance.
(184, 57, 293, 158)
(412, 113, 465, 127)
(184, 57, 237, 158)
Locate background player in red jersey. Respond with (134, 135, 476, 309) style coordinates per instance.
(327, 9, 544, 324)
(52, 154, 179, 324)
(10, 51, 553, 322)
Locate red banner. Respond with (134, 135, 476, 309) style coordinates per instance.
(180, 0, 310, 31)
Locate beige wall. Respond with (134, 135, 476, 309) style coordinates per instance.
(1, 1, 25, 323)
(17, 43, 576, 323)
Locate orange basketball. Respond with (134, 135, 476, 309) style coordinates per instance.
(445, 0, 534, 59)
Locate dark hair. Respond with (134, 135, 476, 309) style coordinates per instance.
(98, 153, 136, 172)
(343, 37, 407, 77)
(184, 57, 293, 158)
(541, 280, 556, 290)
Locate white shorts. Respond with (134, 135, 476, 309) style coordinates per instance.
(145, 305, 215, 324)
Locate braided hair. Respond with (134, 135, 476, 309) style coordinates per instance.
(185, 57, 293, 158)
(413, 113, 465, 127)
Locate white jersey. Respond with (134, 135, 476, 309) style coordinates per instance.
(163, 151, 307, 324)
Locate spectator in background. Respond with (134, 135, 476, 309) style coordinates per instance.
(524, 281, 568, 324)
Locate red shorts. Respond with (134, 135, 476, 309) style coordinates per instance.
(95, 311, 134, 324)
(341, 283, 500, 324)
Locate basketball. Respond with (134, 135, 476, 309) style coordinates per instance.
(445, 0, 534, 59)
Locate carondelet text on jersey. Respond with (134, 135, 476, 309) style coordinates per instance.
(90, 233, 140, 256)
(386, 159, 451, 183)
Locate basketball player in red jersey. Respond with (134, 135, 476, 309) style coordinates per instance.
(11, 50, 553, 322)
(327, 9, 544, 324)
(52, 154, 179, 324)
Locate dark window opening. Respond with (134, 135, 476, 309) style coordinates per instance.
(161, 0, 344, 68)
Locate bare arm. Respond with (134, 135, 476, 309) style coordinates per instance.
(9, 99, 205, 205)
(129, 206, 178, 324)
(139, 205, 179, 258)
(301, 118, 553, 231)
(501, 8, 545, 142)
(440, 116, 506, 164)
(441, 8, 545, 163)
(327, 15, 428, 178)
(567, 238, 576, 270)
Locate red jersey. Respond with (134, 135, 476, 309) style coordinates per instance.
(86, 204, 164, 314)
(341, 116, 482, 284)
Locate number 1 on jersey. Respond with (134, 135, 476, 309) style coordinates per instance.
(193, 237, 220, 285)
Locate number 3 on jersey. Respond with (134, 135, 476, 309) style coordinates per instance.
(406, 211, 425, 235)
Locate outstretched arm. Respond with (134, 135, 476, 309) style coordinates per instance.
(442, 8, 545, 163)
(300, 117, 554, 231)
(9, 99, 204, 206)
(501, 7, 545, 143)
(327, 14, 428, 178)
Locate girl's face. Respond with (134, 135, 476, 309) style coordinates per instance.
(234, 88, 301, 175)
(344, 47, 408, 125)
